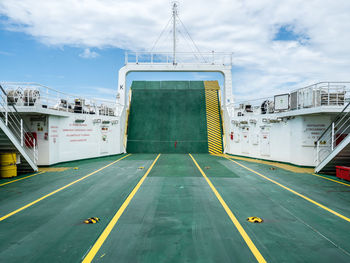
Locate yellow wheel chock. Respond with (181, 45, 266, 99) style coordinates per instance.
(84, 217, 100, 224)
(247, 216, 263, 223)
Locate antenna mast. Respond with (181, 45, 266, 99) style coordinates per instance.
(172, 2, 178, 65)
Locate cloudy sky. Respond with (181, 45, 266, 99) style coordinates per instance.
(0, 0, 349, 101)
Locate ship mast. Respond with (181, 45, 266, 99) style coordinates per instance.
(172, 2, 178, 65)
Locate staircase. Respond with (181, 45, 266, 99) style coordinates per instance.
(204, 81, 223, 154)
(315, 101, 350, 173)
(0, 84, 38, 172)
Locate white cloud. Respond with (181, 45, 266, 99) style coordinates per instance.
(0, 0, 350, 100)
(79, 48, 99, 58)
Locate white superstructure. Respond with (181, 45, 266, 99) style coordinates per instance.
(1, 83, 122, 166)
(227, 82, 350, 167)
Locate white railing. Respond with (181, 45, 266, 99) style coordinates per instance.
(315, 101, 350, 165)
(1, 82, 118, 117)
(291, 82, 350, 109)
(234, 82, 350, 116)
(0, 84, 38, 165)
(125, 51, 233, 66)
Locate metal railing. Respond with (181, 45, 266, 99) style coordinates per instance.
(234, 82, 350, 115)
(291, 82, 350, 109)
(0, 84, 38, 165)
(316, 100, 350, 165)
(125, 51, 233, 66)
(1, 82, 118, 117)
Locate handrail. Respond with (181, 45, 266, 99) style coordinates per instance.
(0, 84, 38, 165)
(1, 82, 115, 104)
(233, 82, 350, 117)
(1, 82, 118, 117)
(0, 84, 35, 134)
(125, 51, 233, 66)
(315, 97, 350, 167)
(318, 100, 350, 140)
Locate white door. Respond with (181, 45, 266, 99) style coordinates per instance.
(242, 131, 250, 154)
(260, 131, 270, 156)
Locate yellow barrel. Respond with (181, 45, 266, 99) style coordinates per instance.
(0, 153, 17, 178)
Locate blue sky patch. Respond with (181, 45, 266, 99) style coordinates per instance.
(273, 25, 309, 44)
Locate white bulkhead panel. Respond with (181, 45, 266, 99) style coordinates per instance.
(260, 127, 270, 156)
(251, 133, 259, 145)
(40, 114, 122, 165)
(241, 128, 250, 154)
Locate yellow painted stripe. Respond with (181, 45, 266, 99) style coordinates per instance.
(221, 154, 350, 187)
(223, 156, 350, 223)
(208, 137, 221, 140)
(0, 154, 131, 222)
(189, 154, 266, 263)
(208, 137, 218, 140)
(82, 154, 161, 263)
(312, 173, 350, 187)
(208, 135, 221, 139)
(205, 88, 222, 154)
(0, 171, 46, 187)
(209, 145, 222, 150)
(210, 141, 222, 145)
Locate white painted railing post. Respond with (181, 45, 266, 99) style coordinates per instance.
(328, 82, 330, 106)
(5, 107, 8, 126)
(316, 140, 320, 165)
(33, 138, 36, 162)
(331, 122, 335, 150)
(20, 119, 24, 146)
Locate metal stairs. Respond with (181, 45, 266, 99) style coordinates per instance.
(0, 85, 38, 172)
(204, 81, 223, 154)
(315, 101, 350, 173)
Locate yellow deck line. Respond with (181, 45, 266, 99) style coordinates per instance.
(222, 154, 314, 174)
(223, 156, 350, 223)
(0, 171, 46, 187)
(221, 154, 350, 187)
(312, 173, 350, 187)
(0, 154, 131, 222)
(82, 154, 161, 263)
(189, 154, 266, 263)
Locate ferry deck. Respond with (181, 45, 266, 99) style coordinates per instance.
(1, 37, 350, 263)
(1, 3, 350, 262)
(1, 153, 350, 262)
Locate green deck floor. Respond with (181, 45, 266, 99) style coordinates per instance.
(0, 154, 350, 262)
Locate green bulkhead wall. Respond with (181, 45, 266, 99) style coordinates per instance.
(126, 81, 209, 153)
